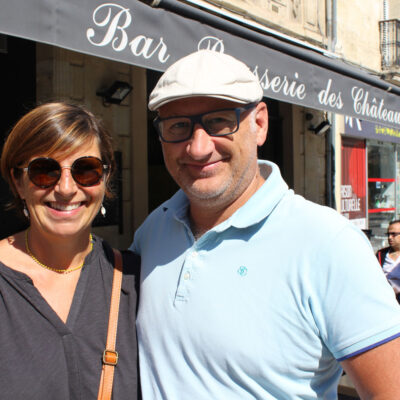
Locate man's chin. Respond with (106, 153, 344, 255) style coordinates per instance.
(183, 181, 227, 202)
(185, 188, 223, 202)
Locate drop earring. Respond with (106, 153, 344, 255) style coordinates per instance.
(100, 204, 106, 217)
(22, 200, 29, 219)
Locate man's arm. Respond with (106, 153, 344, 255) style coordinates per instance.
(341, 336, 400, 399)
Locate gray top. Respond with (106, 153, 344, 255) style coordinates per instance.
(0, 235, 139, 400)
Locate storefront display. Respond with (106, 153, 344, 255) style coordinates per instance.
(342, 118, 400, 250)
(367, 141, 396, 250)
(341, 137, 366, 229)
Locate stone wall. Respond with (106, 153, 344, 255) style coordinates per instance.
(389, 0, 400, 18)
(336, 0, 382, 71)
(205, 0, 326, 46)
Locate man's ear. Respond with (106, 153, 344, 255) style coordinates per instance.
(254, 102, 268, 147)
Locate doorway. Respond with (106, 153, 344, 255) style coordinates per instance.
(0, 35, 36, 239)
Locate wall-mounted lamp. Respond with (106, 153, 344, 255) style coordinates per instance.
(306, 112, 331, 135)
(310, 120, 331, 135)
(96, 81, 133, 106)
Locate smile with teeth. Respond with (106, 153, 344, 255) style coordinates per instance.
(47, 202, 84, 211)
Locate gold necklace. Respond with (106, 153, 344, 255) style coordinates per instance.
(25, 229, 93, 274)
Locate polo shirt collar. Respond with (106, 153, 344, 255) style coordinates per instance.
(215, 160, 288, 231)
(162, 160, 289, 230)
(162, 189, 190, 222)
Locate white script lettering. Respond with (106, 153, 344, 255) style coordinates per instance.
(197, 36, 224, 52)
(86, 3, 170, 63)
(318, 79, 343, 110)
(352, 87, 400, 126)
(254, 67, 306, 100)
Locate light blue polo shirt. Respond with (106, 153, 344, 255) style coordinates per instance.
(132, 161, 400, 400)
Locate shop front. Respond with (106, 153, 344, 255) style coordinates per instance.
(1, 0, 400, 127)
(1, 0, 400, 244)
(342, 118, 400, 250)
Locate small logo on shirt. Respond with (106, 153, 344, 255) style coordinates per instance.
(237, 266, 248, 277)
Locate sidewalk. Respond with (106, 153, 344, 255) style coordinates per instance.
(338, 374, 360, 399)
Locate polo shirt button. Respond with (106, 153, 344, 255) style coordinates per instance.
(183, 272, 191, 280)
(192, 251, 198, 258)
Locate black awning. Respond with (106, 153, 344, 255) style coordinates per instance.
(1, 0, 399, 129)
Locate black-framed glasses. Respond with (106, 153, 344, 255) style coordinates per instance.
(387, 232, 400, 237)
(153, 102, 257, 143)
(18, 156, 109, 188)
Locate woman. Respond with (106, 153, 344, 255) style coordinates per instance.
(0, 102, 139, 399)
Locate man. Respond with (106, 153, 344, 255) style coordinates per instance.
(377, 219, 400, 302)
(131, 50, 400, 399)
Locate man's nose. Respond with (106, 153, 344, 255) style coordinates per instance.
(186, 123, 215, 159)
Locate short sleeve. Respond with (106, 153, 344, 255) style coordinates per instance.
(308, 224, 400, 360)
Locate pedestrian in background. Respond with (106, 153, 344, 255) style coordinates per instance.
(376, 219, 400, 302)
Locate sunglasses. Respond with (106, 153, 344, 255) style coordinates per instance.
(387, 232, 400, 237)
(19, 156, 109, 188)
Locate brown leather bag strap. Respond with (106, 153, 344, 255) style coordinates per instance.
(97, 248, 123, 400)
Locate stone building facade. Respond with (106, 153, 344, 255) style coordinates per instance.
(191, 0, 400, 216)
(1, 0, 400, 248)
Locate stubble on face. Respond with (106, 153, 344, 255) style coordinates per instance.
(162, 107, 260, 210)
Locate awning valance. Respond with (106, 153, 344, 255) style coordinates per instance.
(1, 0, 399, 129)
